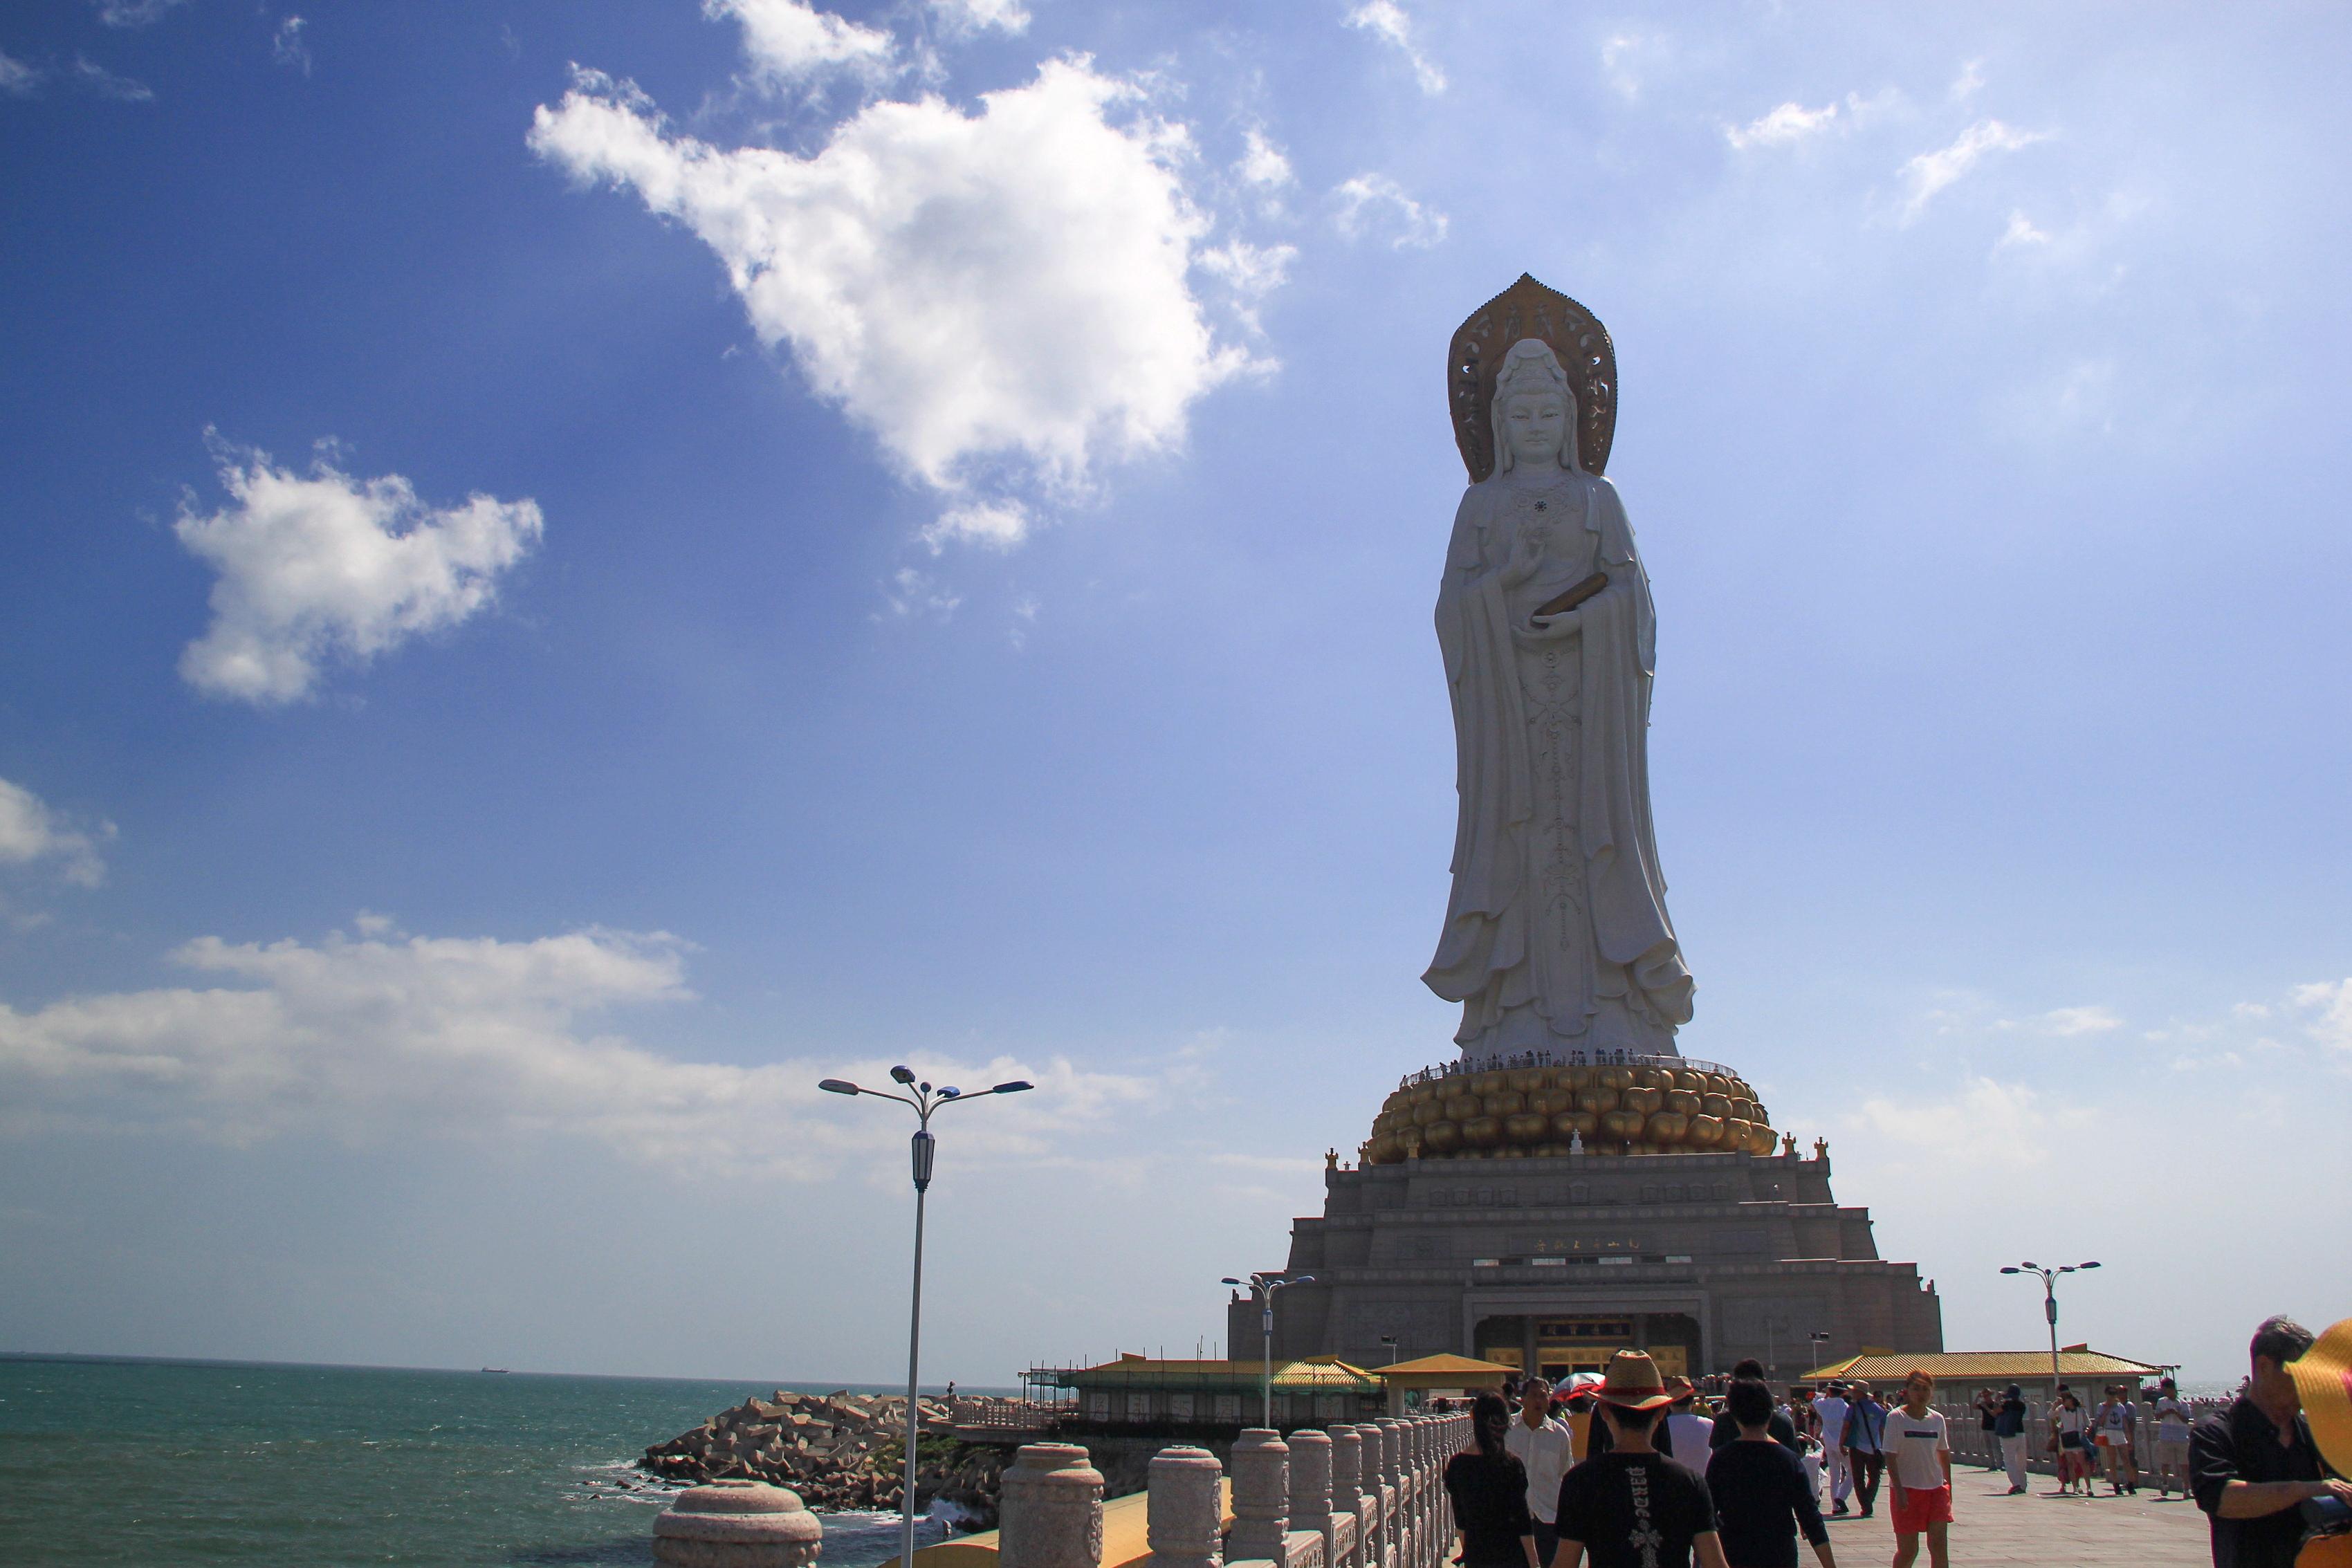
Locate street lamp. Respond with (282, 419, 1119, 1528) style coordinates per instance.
(2000, 1260, 2101, 1401)
(1808, 1331, 1830, 1374)
(820, 1069, 1033, 1568)
(1221, 1271, 1316, 1429)
(1381, 1334, 1401, 1365)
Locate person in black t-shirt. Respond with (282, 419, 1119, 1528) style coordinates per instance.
(1708, 1360, 1802, 1457)
(2190, 1315, 2351, 1568)
(1705, 1378, 1833, 1568)
(1554, 1350, 1727, 1568)
(1445, 1392, 1541, 1568)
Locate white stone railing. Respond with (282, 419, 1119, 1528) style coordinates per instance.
(993, 1412, 1473, 1568)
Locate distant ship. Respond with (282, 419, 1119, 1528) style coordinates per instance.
(481, 1367, 511, 1374)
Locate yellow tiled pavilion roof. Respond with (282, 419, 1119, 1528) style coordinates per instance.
(1371, 1354, 1519, 1381)
(1058, 1353, 1381, 1392)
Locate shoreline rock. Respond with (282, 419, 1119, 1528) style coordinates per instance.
(641, 1391, 1011, 1524)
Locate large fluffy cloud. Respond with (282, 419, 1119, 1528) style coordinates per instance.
(528, 55, 1255, 500)
(0, 923, 1155, 1175)
(174, 443, 543, 705)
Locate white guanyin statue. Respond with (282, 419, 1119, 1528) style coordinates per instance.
(1424, 279, 1694, 1063)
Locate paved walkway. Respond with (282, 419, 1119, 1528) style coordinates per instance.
(1817, 1464, 2209, 1565)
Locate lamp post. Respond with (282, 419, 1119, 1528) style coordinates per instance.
(2000, 1260, 2101, 1401)
(820, 1069, 1033, 1568)
(1221, 1271, 1315, 1429)
(1808, 1331, 1830, 1375)
(1381, 1334, 1401, 1365)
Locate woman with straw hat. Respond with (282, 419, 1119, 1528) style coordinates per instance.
(1553, 1350, 1729, 1568)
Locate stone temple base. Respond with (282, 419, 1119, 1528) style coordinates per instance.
(1229, 1143, 1942, 1379)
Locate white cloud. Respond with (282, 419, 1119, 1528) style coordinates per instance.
(91, 0, 190, 26)
(708, 0, 894, 86)
(0, 923, 1155, 1174)
(1848, 1072, 2087, 1170)
(173, 441, 543, 705)
(272, 16, 311, 74)
(1, 51, 39, 95)
(1726, 101, 1839, 151)
(530, 57, 1256, 501)
(1599, 32, 1657, 100)
(1333, 173, 1447, 250)
(1345, 2, 1444, 95)
(1898, 118, 2044, 223)
(1950, 58, 1986, 102)
(0, 779, 111, 889)
(2039, 1004, 2122, 1036)
(1235, 127, 1293, 190)
(922, 499, 1029, 553)
(1996, 209, 2050, 249)
(883, 566, 962, 619)
(929, 0, 1029, 36)
(2292, 980, 2352, 1053)
(71, 55, 152, 101)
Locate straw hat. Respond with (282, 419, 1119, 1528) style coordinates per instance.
(1596, 1349, 1675, 1411)
(2288, 1315, 2352, 1477)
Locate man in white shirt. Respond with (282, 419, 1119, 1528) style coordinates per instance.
(1504, 1375, 1573, 1567)
(1659, 1377, 1714, 1461)
(1885, 1370, 1952, 1568)
(1812, 1383, 1853, 1515)
(2149, 1376, 2192, 1498)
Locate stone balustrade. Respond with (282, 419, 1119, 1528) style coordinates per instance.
(993, 1412, 1471, 1568)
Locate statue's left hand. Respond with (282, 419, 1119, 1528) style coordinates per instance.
(1526, 607, 1584, 640)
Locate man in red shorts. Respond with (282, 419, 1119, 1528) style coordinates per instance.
(1884, 1370, 1951, 1568)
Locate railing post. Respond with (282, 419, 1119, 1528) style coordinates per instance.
(1227, 1428, 1292, 1566)
(1146, 1445, 1225, 1568)
(1374, 1419, 1403, 1568)
(653, 1478, 823, 1568)
(999, 1443, 1105, 1568)
(1327, 1425, 1362, 1568)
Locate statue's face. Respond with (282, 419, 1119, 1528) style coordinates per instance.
(1501, 389, 1568, 470)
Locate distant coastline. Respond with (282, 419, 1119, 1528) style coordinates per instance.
(0, 1348, 1018, 1395)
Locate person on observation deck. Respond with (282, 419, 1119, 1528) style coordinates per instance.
(1554, 1351, 1729, 1568)
(1445, 1392, 1542, 1568)
(1705, 1378, 1833, 1568)
(2190, 1316, 2351, 1568)
(1507, 1377, 1574, 1568)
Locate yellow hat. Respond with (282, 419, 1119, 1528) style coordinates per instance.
(1597, 1349, 1675, 1412)
(2288, 1315, 2352, 1477)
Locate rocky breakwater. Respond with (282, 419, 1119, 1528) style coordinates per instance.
(642, 1391, 1009, 1522)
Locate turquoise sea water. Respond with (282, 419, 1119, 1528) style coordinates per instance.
(0, 1356, 968, 1567)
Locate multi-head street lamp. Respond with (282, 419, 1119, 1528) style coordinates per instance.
(2000, 1260, 2102, 1400)
(820, 1069, 1033, 1568)
(1221, 1271, 1316, 1430)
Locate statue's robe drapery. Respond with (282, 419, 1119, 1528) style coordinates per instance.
(1422, 470, 1695, 1058)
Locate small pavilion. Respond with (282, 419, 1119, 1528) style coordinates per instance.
(1368, 1353, 1520, 1415)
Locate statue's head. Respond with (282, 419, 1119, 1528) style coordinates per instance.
(1491, 338, 1581, 475)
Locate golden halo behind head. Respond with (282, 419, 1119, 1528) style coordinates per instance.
(1449, 273, 1617, 481)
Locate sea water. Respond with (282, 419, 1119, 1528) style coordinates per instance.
(0, 1355, 973, 1566)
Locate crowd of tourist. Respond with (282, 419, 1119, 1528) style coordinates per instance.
(1437, 1313, 2352, 1568)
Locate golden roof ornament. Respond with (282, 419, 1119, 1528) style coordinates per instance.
(1446, 273, 1618, 481)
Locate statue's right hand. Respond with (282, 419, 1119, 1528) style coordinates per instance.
(1500, 528, 1546, 586)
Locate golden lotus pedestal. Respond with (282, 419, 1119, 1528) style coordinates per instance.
(1359, 1058, 1779, 1165)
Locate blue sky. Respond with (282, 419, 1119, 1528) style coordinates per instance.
(3, 0, 2347, 1387)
